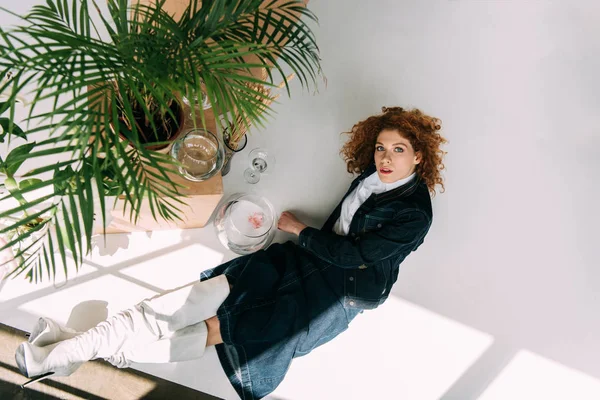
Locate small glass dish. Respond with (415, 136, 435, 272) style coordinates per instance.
(214, 193, 277, 255)
(170, 128, 224, 182)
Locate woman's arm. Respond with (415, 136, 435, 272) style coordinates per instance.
(297, 210, 430, 268)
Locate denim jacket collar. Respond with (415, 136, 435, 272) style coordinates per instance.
(321, 163, 424, 233)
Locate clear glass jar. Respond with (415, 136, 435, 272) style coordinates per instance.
(170, 128, 224, 181)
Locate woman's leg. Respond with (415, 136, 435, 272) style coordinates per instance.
(205, 315, 223, 346)
(16, 275, 230, 378)
(105, 316, 223, 368)
(83, 274, 230, 361)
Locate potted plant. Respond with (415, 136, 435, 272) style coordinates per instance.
(0, 0, 321, 282)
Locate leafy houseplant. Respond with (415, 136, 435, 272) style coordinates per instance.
(0, 0, 321, 282)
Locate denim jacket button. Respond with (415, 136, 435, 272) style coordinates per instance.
(377, 223, 382, 228)
(349, 301, 355, 306)
(349, 276, 354, 281)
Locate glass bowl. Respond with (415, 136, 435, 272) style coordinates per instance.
(214, 193, 277, 255)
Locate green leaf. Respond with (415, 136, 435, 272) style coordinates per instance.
(52, 165, 76, 193)
(0, 178, 59, 202)
(3, 176, 27, 206)
(47, 232, 58, 280)
(22, 159, 79, 177)
(67, 186, 83, 258)
(0, 117, 26, 142)
(18, 178, 43, 190)
(60, 201, 78, 261)
(3, 142, 36, 176)
(53, 214, 68, 276)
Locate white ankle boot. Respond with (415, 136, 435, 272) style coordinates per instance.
(16, 275, 230, 381)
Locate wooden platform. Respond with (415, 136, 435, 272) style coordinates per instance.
(98, 105, 225, 234)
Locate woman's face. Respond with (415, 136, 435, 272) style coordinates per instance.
(374, 129, 421, 183)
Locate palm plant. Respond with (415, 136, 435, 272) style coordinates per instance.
(0, 0, 321, 282)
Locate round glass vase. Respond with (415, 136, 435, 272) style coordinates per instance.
(213, 193, 277, 255)
(170, 128, 225, 182)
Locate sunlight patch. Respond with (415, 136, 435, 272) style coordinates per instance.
(273, 296, 494, 400)
(478, 349, 600, 400)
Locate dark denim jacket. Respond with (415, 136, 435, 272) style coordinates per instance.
(298, 163, 433, 310)
(206, 163, 434, 400)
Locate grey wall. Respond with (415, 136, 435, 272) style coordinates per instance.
(241, 0, 600, 398)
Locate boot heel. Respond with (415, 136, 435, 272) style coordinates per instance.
(21, 371, 54, 388)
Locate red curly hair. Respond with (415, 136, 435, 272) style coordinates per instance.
(340, 106, 448, 196)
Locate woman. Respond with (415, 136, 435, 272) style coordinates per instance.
(15, 106, 447, 399)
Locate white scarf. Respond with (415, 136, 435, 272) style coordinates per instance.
(333, 172, 415, 236)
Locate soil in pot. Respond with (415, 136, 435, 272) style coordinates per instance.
(117, 98, 185, 151)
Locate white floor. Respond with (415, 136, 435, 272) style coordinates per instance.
(2, 0, 600, 399)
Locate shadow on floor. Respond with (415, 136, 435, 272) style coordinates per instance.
(0, 376, 65, 400)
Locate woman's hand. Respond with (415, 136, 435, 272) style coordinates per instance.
(277, 211, 308, 236)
